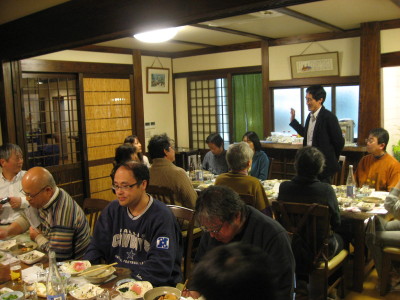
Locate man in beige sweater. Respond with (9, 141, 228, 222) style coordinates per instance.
(147, 134, 197, 209)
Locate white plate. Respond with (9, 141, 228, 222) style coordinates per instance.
(0, 288, 13, 296)
(116, 281, 153, 299)
(69, 283, 104, 300)
(18, 250, 45, 264)
(60, 260, 91, 275)
(0, 240, 16, 251)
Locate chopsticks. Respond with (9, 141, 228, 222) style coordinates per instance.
(182, 279, 189, 291)
(78, 262, 118, 276)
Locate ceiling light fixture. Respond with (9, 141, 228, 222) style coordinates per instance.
(134, 27, 181, 43)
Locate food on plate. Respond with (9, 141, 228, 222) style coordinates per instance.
(18, 250, 45, 264)
(117, 281, 153, 299)
(2, 294, 18, 300)
(0, 289, 13, 296)
(60, 260, 91, 275)
(69, 284, 104, 300)
(35, 283, 47, 298)
(0, 291, 23, 300)
(0, 240, 16, 251)
(155, 294, 178, 300)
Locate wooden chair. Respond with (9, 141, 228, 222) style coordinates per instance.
(332, 155, 346, 186)
(167, 205, 196, 282)
(272, 201, 348, 299)
(380, 247, 400, 296)
(147, 185, 175, 205)
(82, 198, 110, 235)
(268, 157, 274, 179)
(238, 193, 256, 207)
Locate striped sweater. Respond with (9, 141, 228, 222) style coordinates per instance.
(16, 188, 91, 261)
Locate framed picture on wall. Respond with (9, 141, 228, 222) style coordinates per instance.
(146, 67, 169, 93)
(290, 52, 339, 78)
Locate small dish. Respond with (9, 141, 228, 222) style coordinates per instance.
(0, 240, 16, 252)
(60, 260, 91, 275)
(0, 288, 13, 296)
(116, 281, 153, 299)
(0, 291, 24, 300)
(83, 265, 116, 284)
(143, 287, 181, 300)
(18, 250, 45, 264)
(9, 241, 37, 255)
(0, 251, 7, 262)
(69, 283, 104, 300)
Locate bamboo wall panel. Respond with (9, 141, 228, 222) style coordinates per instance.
(83, 77, 132, 199)
(89, 164, 114, 180)
(91, 190, 115, 201)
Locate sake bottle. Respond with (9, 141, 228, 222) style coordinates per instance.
(346, 165, 356, 198)
(46, 250, 66, 300)
(195, 154, 204, 181)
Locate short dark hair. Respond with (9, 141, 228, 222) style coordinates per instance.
(147, 134, 171, 159)
(294, 146, 325, 177)
(114, 143, 137, 165)
(306, 85, 326, 103)
(195, 185, 246, 224)
(242, 131, 262, 152)
(206, 133, 224, 148)
(0, 143, 22, 160)
(369, 128, 389, 150)
(191, 243, 275, 300)
(110, 161, 150, 185)
(124, 135, 138, 144)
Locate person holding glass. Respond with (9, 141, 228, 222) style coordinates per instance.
(242, 131, 270, 180)
(124, 135, 151, 167)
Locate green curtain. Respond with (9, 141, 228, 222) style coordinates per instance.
(232, 73, 263, 142)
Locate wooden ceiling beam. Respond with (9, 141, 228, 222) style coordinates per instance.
(0, 0, 321, 60)
(73, 45, 174, 58)
(391, 0, 400, 8)
(191, 24, 272, 40)
(274, 7, 344, 32)
(169, 39, 215, 47)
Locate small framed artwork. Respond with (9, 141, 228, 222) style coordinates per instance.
(290, 52, 339, 79)
(146, 67, 169, 93)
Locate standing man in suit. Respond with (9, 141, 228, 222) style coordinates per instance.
(290, 85, 344, 183)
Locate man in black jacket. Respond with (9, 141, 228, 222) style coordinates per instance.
(290, 85, 344, 183)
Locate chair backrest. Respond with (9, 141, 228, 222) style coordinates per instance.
(271, 201, 330, 274)
(238, 193, 256, 207)
(167, 205, 195, 281)
(332, 155, 346, 185)
(268, 157, 274, 179)
(82, 198, 110, 235)
(147, 185, 175, 205)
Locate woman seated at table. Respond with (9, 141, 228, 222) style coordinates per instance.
(215, 142, 269, 214)
(114, 143, 139, 166)
(124, 134, 151, 167)
(278, 146, 343, 258)
(242, 131, 270, 180)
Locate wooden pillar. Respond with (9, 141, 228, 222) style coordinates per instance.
(261, 40, 271, 139)
(132, 50, 145, 146)
(358, 22, 381, 144)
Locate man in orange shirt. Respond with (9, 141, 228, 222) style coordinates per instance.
(355, 128, 400, 191)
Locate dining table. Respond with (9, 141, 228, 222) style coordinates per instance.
(192, 178, 389, 293)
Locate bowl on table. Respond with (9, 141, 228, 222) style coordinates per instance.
(9, 241, 37, 256)
(82, 264, 116, 284)
(0, 291, 24, 300)
(17, 250, 45, 264)
(143, 287, 181, 300)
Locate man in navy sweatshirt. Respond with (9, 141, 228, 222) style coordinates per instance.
(84, 161, 183, 286)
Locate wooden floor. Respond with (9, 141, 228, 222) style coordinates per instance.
(344, 268, 400, 300)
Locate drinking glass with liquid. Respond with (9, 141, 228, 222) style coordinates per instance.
(9, 259, 22, 285)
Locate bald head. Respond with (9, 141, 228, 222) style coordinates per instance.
(22, 167, 57, 208)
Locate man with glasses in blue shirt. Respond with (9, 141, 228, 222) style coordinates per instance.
(84, 161, 183, 287)
(0, 166, 90, 260)
(183, 185, 295, 300)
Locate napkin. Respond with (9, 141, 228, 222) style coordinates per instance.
(22, 265, 44, 283)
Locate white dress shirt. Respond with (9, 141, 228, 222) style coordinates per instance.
(0, 170, 29, 224)
(306, 107, 322, 146)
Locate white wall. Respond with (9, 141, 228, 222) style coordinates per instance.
(140, 56, 175, 147)
(34, 50, 133, 64)
(174, 78, 190, 148)
(381, 28, 400, 53)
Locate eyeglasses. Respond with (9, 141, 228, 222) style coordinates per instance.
(21, 185, 48, 199)
(200, 222, 224, 234)
(111, 182, 141, 191)
(365, 138, 376, 144)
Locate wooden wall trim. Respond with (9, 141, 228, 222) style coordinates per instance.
(20, 59, 133, 74)
(269, 76, 359, 87)
(381, 51, 400, 67)
(132, 50, 145, 146)
(173, 66, 262, 79)
(261, 41, 271, 138)
(379, 18, 400, 30)
(0, 62, 15, 143)
(358, 22, 381, 146)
